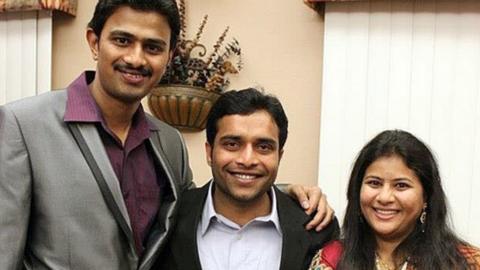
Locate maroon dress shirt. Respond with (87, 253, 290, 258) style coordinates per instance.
(64, 71, 166, 255)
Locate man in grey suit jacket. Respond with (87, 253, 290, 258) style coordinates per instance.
(0, 1, 191, 269)
(0, 1, 333, 269)
(156, 88, 339, 270)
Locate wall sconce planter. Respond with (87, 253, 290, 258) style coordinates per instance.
(148, 85, 221, 131)
(148, 0, 242, 131)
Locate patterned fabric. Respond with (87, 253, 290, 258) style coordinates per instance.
(459, 245, 480, 269)
(308, 242, 480, 270)
(308, 241, 342, 270)
(0, 0, 76, 15)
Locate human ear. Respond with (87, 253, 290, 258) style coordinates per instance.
(205, 142, 212, 167)
(86, 28, 100, 61)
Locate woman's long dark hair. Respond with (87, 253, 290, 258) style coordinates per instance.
(338, 130, 469, 270)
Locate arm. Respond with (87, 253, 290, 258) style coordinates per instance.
(283, 184, 335, 231)
(0, 106, 31, 269)
(177, 129, 195, 191)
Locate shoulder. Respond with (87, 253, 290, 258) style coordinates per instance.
(458, 244, 480, 267)
(274, 187, 340, 236)
(172, 183, 209, 226)
(273, 187, 310, 226)
(4, 90, 66, 112)
(179, 183, 209, 203)
(273, 186, 305, 215)
(146, 114, 183, 140)
(146, 113, 187, 160)
(1, 90, 67, 128)
(274, 187, 340, 251)
(308, 240, 343, 270)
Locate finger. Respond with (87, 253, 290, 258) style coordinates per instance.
(290, 185, 310, 209)
(315, 205, 335, 232)
(304, 187, 321, 215)
(312, 193, 327, 217)
(305, 207, 326, 230)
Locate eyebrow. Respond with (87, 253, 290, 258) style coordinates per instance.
(219, 135, 277, 145)
(109, 30, 167, 47)
(219, 135, 241, 142)
(363, 175, 413, 182)
(363, 175, 382, 180)
(256, 138, 277, 146)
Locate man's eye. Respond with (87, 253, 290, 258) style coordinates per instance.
(223, 141, 239, 150)
(114, 37, 129, 46)
(145, 45, 163, 54)
(257, 143, 274, 152)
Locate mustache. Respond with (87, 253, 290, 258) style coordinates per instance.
(113, 63, 152, 77)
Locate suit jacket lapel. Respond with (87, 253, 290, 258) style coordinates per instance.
(139, 130, 182, 268)
(76, 124, 131, 226)
(188, 184, 210, 269)
(147, 131, 180, 200)
(72, 123, 135, 248)
(175, 183, 210, 270)
(275, 188, 311, 270)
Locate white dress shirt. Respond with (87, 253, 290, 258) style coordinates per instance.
(196, 182, 283, 270)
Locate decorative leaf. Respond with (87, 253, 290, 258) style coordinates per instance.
(161, 1, 242, 93)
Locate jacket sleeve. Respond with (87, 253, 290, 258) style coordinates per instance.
(177, 129, 195, 191)
(0, 105, 31, 269)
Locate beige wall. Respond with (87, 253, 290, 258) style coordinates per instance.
(52, 0, 324, 187)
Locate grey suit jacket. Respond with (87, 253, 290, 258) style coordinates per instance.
(155, 182, 339, 270)
(0, 90, 193, 270)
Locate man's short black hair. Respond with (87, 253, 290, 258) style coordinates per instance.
(88, 0, 180, 49)
(206, 88, 289, 150)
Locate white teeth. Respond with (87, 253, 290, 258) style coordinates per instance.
(375, 209, 397, 215)
(234, 174, 256, 180)
(126, 73, 141, 78)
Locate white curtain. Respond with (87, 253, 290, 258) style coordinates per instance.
(319, 0, 480, 245)
(0, 10, 51, 105)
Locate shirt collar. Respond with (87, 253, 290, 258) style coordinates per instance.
(63, 71, 159, 133)
(200, 181, 282, 236)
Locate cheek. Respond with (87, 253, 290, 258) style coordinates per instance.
(359, 186, 375, 210)
(151, 56, 170, 75)
(265, 160, 278, 170)
(402, 193, 425, 216)
(264, 154, 281, 169)
(359, 186, 369, 204)
(211, 150, 234, 168)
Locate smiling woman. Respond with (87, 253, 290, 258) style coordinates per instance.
(360, 155, 426, 245)
(308, 130, 480, 270)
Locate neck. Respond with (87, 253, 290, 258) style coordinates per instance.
(89, 80, 140, 144)
(375, 237, 406, 269)
(212, 185, 272, 226)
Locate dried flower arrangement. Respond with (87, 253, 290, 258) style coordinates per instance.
(159, 0, 242, 93)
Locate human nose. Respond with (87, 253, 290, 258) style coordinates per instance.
(377, 185, 394, 204)
(123, 44, 147, 68)
(235, 145, 259, 168)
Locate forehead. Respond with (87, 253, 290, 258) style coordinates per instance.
(365, 155, 420, 180)
(102, 6, 171, 40)
(216, 111, 279, 142)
